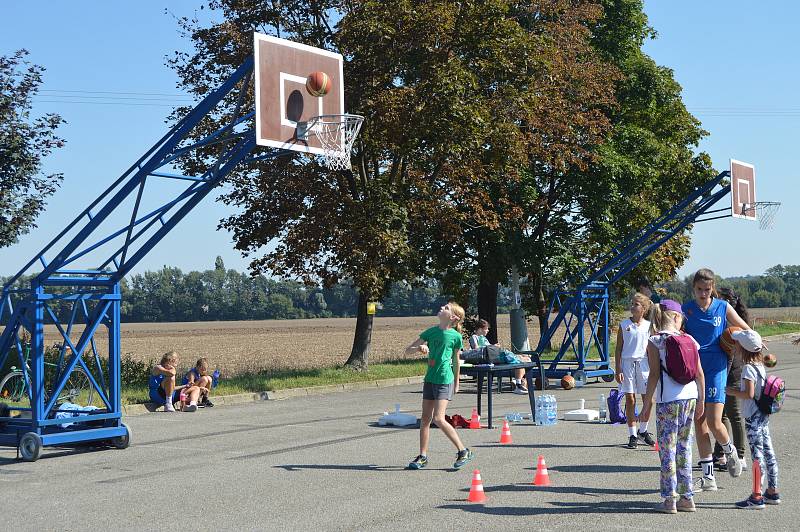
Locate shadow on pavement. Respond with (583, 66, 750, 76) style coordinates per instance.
(440, 500, 654, 515)
(478, 483, 657, 497)
(547, 464, 660, 474)
(274, 463, 406, 472)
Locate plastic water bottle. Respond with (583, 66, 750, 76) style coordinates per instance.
(179, 389, 187, 409)
(536, 396, 545, 426)
(549, 395, 558, 425)
(598, 393, 608, 423)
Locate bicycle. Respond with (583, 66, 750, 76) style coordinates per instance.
(0, 341, 95, 408)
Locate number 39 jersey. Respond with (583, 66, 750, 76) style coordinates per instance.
(682, 298, 727, 357)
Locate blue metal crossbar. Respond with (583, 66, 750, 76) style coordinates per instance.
(535, 172, 732, 381)
(0, 59, 287, 459)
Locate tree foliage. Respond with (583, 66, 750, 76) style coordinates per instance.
(0, 50, 66, 248)
(168, 0, 622, 364)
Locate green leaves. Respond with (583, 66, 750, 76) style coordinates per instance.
(0, 50, 66, 249)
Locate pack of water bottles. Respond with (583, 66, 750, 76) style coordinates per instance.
(535, 394, 558, 426)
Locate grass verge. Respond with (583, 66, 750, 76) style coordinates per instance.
(121, 359, 428, 405)
(754, 322, 800, 337)
(120, 323, 800, 405)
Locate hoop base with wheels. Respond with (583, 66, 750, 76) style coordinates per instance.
(297, 113, 364, 171)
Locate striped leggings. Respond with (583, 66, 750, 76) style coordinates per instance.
(745, 410, 779, 491)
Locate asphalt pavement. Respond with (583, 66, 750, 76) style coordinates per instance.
(1, 339, 798, 531)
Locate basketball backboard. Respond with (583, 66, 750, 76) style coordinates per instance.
(730, 159, 756, 220)
(254, 33, 344, 155)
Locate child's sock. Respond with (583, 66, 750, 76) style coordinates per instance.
(700, 456, 714, 478)
(165, 400, 175, 412)
(722, 441, 735, 455)
(639, 420, 649, 432)
(628, 425, 637, 437)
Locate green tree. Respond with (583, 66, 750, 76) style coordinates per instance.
(169, 0, 608, 367)
(0, 50, 66, 248)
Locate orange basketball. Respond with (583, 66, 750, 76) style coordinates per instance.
(306, 71, 331, 97)
(561, 375, 576, 390)
(719, 326, 743, 355)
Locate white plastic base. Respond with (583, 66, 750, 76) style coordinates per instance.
(378, 404, 417, 427)
(563, 399, 599, 421)
(563, 408, 599, 421)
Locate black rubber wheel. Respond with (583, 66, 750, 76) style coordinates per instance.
(601, 373, 615, 383)
(19, 432, 42, 462)
(572, 369, 587, 386)
(111, 423, 131, 449)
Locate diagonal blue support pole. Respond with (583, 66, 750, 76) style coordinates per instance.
(536, 172, 733, 381)
(0, 58, 292, 457)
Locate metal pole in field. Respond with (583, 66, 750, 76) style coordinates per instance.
(509, 264, 530, 352)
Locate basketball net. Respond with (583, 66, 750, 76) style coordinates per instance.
(303, 114, 364, 171)
(743, 201, 781, 230)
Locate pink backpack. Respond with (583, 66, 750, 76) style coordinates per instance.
(662, 333, 700, 385)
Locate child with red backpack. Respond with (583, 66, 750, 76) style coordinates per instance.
(725, 329, 782, 509)
(641, 299, 705, 514)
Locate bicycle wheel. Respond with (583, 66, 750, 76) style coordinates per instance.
(58, 368, 95, 407)
(0, 371, 29, 406)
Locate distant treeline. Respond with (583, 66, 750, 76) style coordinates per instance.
(3, 261, 796, 322)
(654, 265, 800, 308)
(116, 258, 516, 321)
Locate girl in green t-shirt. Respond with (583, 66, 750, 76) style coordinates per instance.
(405, 302, 474, 470)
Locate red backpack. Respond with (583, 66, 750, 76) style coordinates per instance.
(660, 333, 700, 392)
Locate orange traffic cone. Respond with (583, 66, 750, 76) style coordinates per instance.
(467, 469, 487, 503)
(654, 440, 659, 452)
(469, 408, 481, 429)
(533, 454, 551, 486)
(499, 419, 513, 444)
(753, 459, 762, 496)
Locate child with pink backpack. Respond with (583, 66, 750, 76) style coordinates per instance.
(640, 299, 705, 514)
(725, 329, 782, 509)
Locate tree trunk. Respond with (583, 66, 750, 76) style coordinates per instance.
(533, 273, 552, 352)
(344, 290, 373, 371)
(477, 276, 499, 344)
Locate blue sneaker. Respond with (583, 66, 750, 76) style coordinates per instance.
(735, 495, 765, 510)
(763, 492, 781, 505)
(453, 448, 474, 469)
(408, 455, 428, 470)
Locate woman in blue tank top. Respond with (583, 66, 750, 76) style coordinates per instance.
(682, 268, 751, 490)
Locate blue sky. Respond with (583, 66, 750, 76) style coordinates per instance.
(1, 1, 797, 280)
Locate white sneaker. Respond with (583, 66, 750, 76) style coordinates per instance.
(727, 451, 743, 478)
(741, 456, 748, 471)
(164, 401, 176, 412)
(694, 475, 718, 491)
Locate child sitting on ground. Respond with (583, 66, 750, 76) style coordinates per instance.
(183, 357, 215, 410)
(149, 351, 186, 413)
(725, 330, 782, 509)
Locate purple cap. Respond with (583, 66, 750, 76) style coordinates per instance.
(659, 299, 683, 313)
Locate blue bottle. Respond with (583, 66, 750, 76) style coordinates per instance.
(549, 395, 558, 425)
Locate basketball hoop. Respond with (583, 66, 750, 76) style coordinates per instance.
(297, 114, 364, 171)
(743, 201, 781, 230)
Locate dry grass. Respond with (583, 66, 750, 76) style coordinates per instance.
(26, 306, 800, 378)
(36, 316, 517, 377)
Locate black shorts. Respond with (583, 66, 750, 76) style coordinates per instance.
(422, 382, 454, 401)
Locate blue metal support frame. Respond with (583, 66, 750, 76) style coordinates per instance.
(0, 58, 285, 458)
(535, 172, 732, 380)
